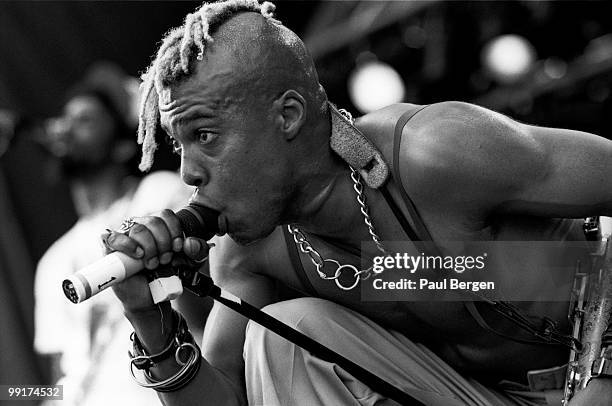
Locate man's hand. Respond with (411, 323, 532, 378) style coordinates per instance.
(97, 211, 244, 406)
(101, 209, 210, 313)
(568, 378, 612, 405)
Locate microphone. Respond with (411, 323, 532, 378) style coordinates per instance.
(62, 204, 219, 304)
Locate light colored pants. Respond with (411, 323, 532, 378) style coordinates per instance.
(243, 298, 562, 406)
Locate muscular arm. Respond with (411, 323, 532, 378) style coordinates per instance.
(400, 101, 612, 221)
(200, 235, 279, 403)
(508, 124, 612, 217)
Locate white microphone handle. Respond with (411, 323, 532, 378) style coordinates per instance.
(62, 252, 143, 303)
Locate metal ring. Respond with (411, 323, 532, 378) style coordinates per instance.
(101, 229, 114, 251)
(358, 266, 373, 281)
(305, 247, 325, 267)
(334, 264, 361, 291)
(316, 259, 340, 280)
(118, 217, 137, 235)
(175, 342, 198, 366)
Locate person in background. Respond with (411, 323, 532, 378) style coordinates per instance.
(33, 62, 204, 406)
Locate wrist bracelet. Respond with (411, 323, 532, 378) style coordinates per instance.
(143, 342, 202, 392)
(129, 310, 190, 370)
(129, 310, 202, 392)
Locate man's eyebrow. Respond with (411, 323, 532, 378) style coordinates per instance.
(176, 108, 219, 127)
(160, 106, 220, 136)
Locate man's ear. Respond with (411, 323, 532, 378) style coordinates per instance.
(272, 90, 306, 141)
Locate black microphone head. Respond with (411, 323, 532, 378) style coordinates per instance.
(175, 204, 219, 240)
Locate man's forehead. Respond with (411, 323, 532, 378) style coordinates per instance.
(158, 59, 241, 107)
(157, 83, 236, 132)
(157, 80, 224, 118)
(157, 86, 192, 132)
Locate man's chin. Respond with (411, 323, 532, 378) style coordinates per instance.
(227, 226, 275, 246)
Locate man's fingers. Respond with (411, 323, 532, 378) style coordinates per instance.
(104, 231, 144, 259)
(111, 273, 154, 310)
(183, 237, 210, 261)
(104, 211, 191, 271)
(127, 220, 162, 269)
(100, 229, 113, 254)
(158, 209, 183, 254)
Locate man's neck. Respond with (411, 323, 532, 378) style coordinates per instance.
(285, 114, 368, 244)
(70, 165, 131, 217)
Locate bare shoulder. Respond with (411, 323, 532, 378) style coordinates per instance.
(396, 102, 547, 213)
(401, 101, 541, 167)
(354, 103, 427, 158)
(403, 101, 532, 150)
(355, 103, 422, 137)
(353, 101, 523, 146)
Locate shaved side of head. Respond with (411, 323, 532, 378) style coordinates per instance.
(138, 1, 327, 171)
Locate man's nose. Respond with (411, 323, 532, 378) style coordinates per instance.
(180, 155, 207, 187)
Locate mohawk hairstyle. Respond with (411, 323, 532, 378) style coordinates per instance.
(137, 0, 281, 171)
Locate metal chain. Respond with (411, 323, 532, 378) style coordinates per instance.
(287, 107, 387, 290)
(291, 107, 584, 357)
(350, 166, 387, 255)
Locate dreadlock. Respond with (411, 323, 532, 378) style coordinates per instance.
(137, 0, 280, 171)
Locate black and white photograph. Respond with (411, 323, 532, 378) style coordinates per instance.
(1, 1, 612, 405)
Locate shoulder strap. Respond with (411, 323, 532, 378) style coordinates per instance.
(389, 106, 442, 256)
(379, 186, 421, 244)
(378, 185, 440, 258)
(282, 226, 317, 296)
(392, 107, 436, 244)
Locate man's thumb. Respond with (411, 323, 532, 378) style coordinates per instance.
(183, 237, 209, 261)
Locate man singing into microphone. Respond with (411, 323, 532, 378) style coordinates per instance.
(104, 1, 612, 405)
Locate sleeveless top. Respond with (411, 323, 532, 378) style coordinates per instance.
(280, 106, 580, 349)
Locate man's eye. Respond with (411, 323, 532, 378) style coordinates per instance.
(196, 130, 216, 145)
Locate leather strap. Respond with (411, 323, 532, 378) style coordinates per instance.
(282, 226, 317, 296)
(392, 106, 437, 246)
